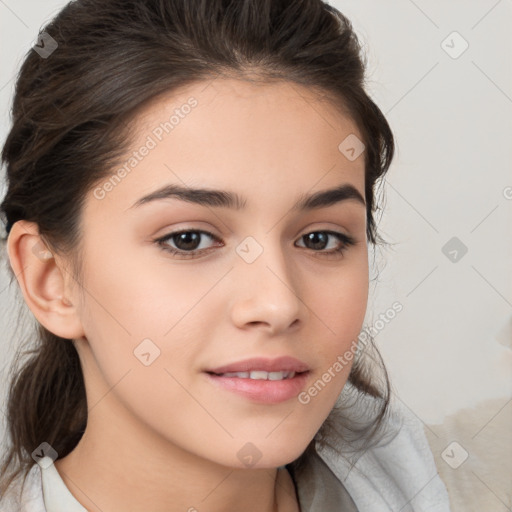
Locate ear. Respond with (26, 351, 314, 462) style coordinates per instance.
(6, 220, 85, 340)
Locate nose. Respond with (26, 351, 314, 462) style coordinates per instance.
(229, 236, 307, 335)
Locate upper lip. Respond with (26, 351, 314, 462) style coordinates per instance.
(207, 356, 310, 374)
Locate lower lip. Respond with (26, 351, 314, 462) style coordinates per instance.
(204, 372, 310, 404)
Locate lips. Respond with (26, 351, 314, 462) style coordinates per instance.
(205, 371, 310, 403)
(206, 356, 310, 375)
(204, 356, 310, 403)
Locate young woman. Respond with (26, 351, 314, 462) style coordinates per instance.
(0, 0, 452, 510)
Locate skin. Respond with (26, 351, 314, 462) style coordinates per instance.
(8, 77, 369, 512)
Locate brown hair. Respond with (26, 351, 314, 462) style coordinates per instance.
(0, 0, 394, 497)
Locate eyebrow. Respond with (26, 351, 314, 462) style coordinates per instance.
(129, 183, 366, 211)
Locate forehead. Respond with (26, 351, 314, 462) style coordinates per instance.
(133, 77, 361, 148)
(87, 77, 366, 214)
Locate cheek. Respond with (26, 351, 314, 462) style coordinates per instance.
(75, 251, 217, 442)
(79, 237, 213, 338)
(75, 242, 211, 390)
(309, 258, 369, 356)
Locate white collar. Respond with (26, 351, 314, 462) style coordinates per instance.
(40, 457, 87, 512)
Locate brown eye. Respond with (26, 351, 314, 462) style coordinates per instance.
(155, 229, 221, 258)
(169, 231, 202, 251)
(296, 230, 356, 256)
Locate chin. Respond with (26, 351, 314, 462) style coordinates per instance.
(218, 435, 314, 470)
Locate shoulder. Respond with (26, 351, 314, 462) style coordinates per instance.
(315, 392, 453, 512)
(0, 463, 46, 512)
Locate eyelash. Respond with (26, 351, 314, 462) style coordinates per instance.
(154, 228, 357, 259)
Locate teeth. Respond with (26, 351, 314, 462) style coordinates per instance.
(219, 371, 296, 380)
(222, 372, 249, 378)
(250, 371, 270, 380)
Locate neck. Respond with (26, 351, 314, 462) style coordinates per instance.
(54, 395, 300, 512)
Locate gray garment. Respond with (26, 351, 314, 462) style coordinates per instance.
(288, 448, 359, 512)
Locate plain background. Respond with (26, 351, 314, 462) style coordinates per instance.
(0, 1, 511, 510)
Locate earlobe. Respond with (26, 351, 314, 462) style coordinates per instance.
(6, 220, 85, 340)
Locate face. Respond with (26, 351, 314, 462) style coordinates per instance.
(70, 77, 369, 469)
